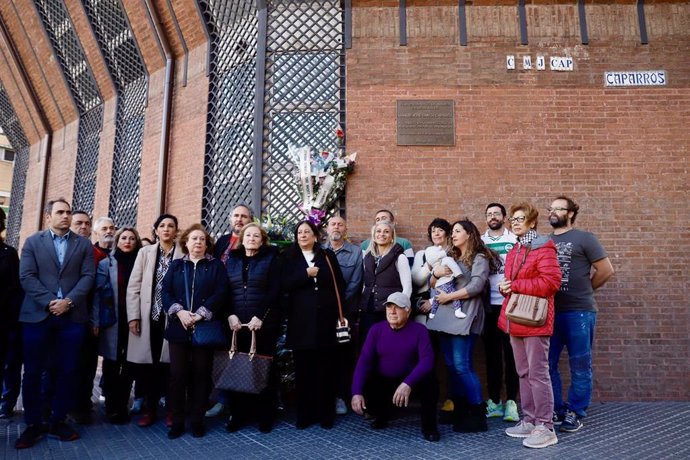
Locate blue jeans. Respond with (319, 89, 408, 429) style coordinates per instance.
(439, 333, 483, 405)
(548, 311, 596, 417)
(22, 315, 86, 425)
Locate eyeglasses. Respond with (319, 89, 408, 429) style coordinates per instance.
(546, 207, 568, 213)
(486, 212, 503, 218)
(508, 216, 526, 224)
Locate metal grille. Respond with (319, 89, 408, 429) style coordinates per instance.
(82, 0, 147, 227)
(34, 0, 104, 214)
(199, 0, 345, 236)
(199, 0, 258, 236)
(0, 84, 30, 248)
(263, 1, 345, 222)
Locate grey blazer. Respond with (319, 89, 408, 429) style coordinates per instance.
(19, 230, 95, 324)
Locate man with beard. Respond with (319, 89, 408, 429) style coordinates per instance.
(71, 215, 116, 424)
(324, 216, 363, 415)
(92, 217, 116, 265)
(480, 203, 519, 422)
(15, 199, 95, 448)
(214, 204, 253, 264)
(548, 196, 614, 433)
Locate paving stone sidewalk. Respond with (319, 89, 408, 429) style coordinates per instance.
(2, 401, 689, 459)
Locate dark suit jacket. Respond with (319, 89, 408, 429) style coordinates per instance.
(19, 230, 95, 324)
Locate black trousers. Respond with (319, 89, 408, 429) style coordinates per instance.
(293, 348, 336, 426)
(102, 359, 133, 416)
(168, 342, 213, 425)
(73, 330, 99, 412)
(483, 309, 519, 403)
(364, 372, 439, 433)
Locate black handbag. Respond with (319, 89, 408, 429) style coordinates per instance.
(215, 326, 272, 394)
(191, 320, 230, 349)
(179, 262, 230, 349)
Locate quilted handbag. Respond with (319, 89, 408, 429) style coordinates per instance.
(191, 320, 230, 349)
(505, 293, 548, 327)
(215, 326, 272, 394)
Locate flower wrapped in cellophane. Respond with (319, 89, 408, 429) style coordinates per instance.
(288, 126, 356, 226)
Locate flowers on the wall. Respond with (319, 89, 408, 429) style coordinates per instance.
(288, 125, 356, 227)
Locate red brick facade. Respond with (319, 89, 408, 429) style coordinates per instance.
(0, 0, 688, 401)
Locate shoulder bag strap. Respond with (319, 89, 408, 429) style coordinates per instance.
(182, 262, 191, 311)
(510, 245, 532, 282)
(324, 253, 346, 326)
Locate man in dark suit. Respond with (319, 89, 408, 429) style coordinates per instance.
(15, 198, 95, 449)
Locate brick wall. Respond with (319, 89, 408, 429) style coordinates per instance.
(346, 2, 690, 400)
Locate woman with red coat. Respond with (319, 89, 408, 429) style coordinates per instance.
(498, 202, 561, 449)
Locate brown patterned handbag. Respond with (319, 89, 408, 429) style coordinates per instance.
(215, 326, 272, 394)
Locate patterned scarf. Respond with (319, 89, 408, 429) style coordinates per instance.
(151, 244, 174, 321)
(517, 229, 538, 247)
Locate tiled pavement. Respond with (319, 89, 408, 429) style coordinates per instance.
(2, 401, 689, 459)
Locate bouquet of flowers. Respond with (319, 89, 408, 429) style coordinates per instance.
(288, 125, 356, 226)
(255, 215, 294, 249)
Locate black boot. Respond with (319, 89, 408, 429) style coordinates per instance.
(451, 398, 469, 432)
(456, 402, 488, 433)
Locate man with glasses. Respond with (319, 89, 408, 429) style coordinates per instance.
(547, 196, 614, 433)
(480, 203, 519, 422)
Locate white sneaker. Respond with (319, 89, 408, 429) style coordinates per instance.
(335, 398, 347, 415)
(523, 424, 558, 449)
(454, 309, 466, 319)
(205, 402, 224, 417)
(505, 420, 535, 438)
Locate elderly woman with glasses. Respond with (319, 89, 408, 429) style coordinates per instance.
(498, 202, 561, 449)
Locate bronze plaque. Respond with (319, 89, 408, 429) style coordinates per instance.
(396, 100, 455, 146)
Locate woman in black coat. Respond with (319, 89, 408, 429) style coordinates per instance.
(162, 224, 228, 439)
(224, 223, 281, 433)
(281, 220, 345, 430)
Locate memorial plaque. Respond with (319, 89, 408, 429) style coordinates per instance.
(397, 100, 455, 146)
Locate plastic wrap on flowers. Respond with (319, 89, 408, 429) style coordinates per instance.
(288, 128, 356, 225)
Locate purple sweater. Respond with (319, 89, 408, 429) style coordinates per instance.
(351, 320, 434, 395)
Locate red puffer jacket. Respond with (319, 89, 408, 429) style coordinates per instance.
(498, 236, 561, 337)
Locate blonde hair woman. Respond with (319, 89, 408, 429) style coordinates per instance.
(359, 221, 412, 346)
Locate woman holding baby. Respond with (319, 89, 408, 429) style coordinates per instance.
(426, 219, 495, 433)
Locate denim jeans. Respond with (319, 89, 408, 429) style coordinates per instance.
(438, 333, 483, 405)
(548, 311, 596, 417)
(22, 315, 86, 425)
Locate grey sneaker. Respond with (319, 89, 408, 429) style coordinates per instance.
(505, 420, 535, 438)
(523, 424, 558, 449)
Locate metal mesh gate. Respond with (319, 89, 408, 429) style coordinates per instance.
(198, 0, 259, 235)
(0, 84, 30, 248)
(262, 0, 345, 223)
(34, 0, 104, 215)
(199, 0, 345, 237)
(82, 0, 147, 227)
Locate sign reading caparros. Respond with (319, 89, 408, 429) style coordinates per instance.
(605, 71, 666, 87)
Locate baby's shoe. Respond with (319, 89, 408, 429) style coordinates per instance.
(454, 309, 466, 319)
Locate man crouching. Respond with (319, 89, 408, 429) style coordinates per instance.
(351, 292, 440, 442)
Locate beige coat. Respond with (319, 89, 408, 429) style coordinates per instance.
(126, 242, 183, 364)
